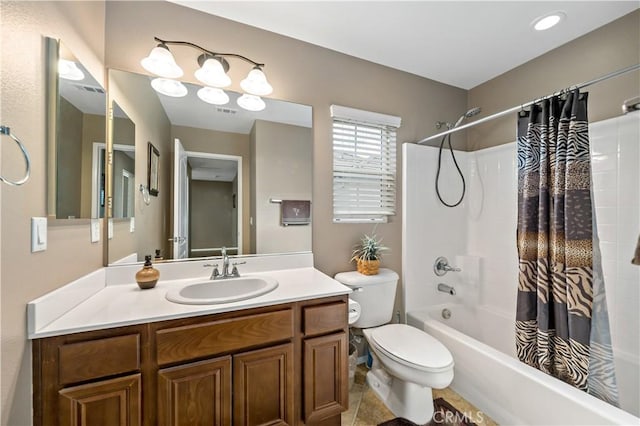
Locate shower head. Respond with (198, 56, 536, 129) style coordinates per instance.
(453, 106, 481, 128)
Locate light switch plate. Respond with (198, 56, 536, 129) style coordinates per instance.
(108, 219, 113, 240)
(31, 217, 47, 252)
(90, 219, 100, 243)
(129, 217, 135, 233)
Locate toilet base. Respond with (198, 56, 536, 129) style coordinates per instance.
(366, 367, 435, 424)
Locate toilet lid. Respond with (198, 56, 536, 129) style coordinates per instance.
(370, 324, 453, 371)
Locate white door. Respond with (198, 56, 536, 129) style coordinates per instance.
(173, 138, 189, 259)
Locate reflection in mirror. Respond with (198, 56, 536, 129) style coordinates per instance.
(107, 69, 312, 265)
(111, 102, 135, 218)
(47, 38, 107, 219)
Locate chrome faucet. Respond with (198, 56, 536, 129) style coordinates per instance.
(434, 256, 461, 276)
(204, 247, 246, 280)
(221, 247, 231, 277)
(437, 283, 456, 296)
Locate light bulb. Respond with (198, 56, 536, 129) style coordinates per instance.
(197, 87, 230, 105)
(532, 12, 566, 31)
(240, 67, 273, 96)
(237, 94, 266, 112)
(141, 45, 184, 78)
(58, 59, 85, 81)
(195, 57, 231, 88)
(150, 78, 188, 97)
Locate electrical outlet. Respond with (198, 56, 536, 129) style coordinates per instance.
(31, 217, 47, 252)
(90, 219, 100, 243)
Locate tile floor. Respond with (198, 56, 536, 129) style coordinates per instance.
(342, 365, 497, 426)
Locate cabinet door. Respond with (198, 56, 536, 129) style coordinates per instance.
(233, 343, 293, 426)
(303, 332, 348, 423)
(58, 373, 141, 426)
(158, 356, 232, 426)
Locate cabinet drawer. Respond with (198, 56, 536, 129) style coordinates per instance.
(303, 302, 347, 337)
(156, 309, 294, 365)
(58, 334, 140, 385)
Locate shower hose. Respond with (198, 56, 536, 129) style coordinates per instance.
(435, 133, 465, 207)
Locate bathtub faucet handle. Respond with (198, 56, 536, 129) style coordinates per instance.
(434, 256, 461, 276)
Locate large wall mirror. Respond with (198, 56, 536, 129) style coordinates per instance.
(107, 69, 312, 265)
(46, 37, 108, 220)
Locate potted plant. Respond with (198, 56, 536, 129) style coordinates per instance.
(351, 233, 388, 275)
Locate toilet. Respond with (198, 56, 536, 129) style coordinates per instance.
(335, 269, 454, 424)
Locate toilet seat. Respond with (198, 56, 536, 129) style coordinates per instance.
(369, 324, 454, 373)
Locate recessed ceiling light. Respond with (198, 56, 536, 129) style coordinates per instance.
(532, 11, 566, 31)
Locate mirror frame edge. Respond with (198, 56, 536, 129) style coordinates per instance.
(45, 36, 110, 266)
(45, 37, 59, 219)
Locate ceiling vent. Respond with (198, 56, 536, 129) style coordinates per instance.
(73, 84, 105, 94)
(215, 107, 238, 115)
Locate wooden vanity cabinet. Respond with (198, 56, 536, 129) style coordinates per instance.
(32, 295, 348, 426)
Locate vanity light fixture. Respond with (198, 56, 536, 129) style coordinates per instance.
(141, 37, 273, 111)
(58, 59, 85, 81)
(532, 11, 566, 31)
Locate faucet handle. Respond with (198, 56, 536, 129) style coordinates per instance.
(204, 263, 220, 279)
(231, 261, 245, 277)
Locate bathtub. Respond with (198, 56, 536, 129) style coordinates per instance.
(407, 304, 640, 425)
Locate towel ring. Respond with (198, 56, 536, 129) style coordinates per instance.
(0, 125, 31, 186)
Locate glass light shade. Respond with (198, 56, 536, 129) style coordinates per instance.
(195, 58, 231, 88)
(197, 87, 230, 105)
(237, 94, 266, 112)
(532, 12, 565, 31)
(150, 78, 188, 97)
(141, 45, 184, 78)
(240, 67, 273, 96)
(58, 59, 85, 81)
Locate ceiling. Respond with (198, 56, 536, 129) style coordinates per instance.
(170, 1, 639, 89)
(154, 78, 312, 134)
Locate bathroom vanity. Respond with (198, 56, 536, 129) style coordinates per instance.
(29, 254, 350, 425)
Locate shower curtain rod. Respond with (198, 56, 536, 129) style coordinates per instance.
(416, 63, 640, 145)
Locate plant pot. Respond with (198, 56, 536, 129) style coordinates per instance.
(357, 259, 380, 275)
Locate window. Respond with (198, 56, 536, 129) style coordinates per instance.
(331, 105, 401, 223)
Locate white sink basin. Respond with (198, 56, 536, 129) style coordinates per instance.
(166, 276, 279, 305)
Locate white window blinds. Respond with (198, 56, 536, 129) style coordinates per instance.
(331, 105, 401, 223)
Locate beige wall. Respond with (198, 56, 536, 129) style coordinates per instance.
(80, 113, 107, 218)
(468, 10, 640, 150)
(57, 96, 84, 218)
(190, 180, 235, 252)
(252, 120, 312, 253)
(108, 69, 172, 263)
(172, 125, 251, 254)
(0, 1, 106, 424)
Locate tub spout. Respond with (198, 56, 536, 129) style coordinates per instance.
(437, 283, 456, 296)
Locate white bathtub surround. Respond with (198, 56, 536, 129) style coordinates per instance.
(27, 252, 350, 339)
(402, 111, 640, 421)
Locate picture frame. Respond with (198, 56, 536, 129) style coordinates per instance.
(147, 142, 159, 196)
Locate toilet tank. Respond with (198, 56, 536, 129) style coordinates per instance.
(334, 268, 399, 328)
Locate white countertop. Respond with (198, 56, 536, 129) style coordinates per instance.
(28, 253, 351, 339)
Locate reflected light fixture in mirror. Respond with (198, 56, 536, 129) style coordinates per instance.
(58, 59, 85, 81)
(140, 36, 272, 112)
(197, 86, 230, 105)
(151, 78, 188, 97)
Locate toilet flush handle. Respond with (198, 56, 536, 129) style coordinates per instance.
(351, 287, 364, 292)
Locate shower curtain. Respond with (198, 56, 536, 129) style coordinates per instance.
(515, 90, 619, 405)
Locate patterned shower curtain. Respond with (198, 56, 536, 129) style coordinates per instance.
(515, 89, 619, 405)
